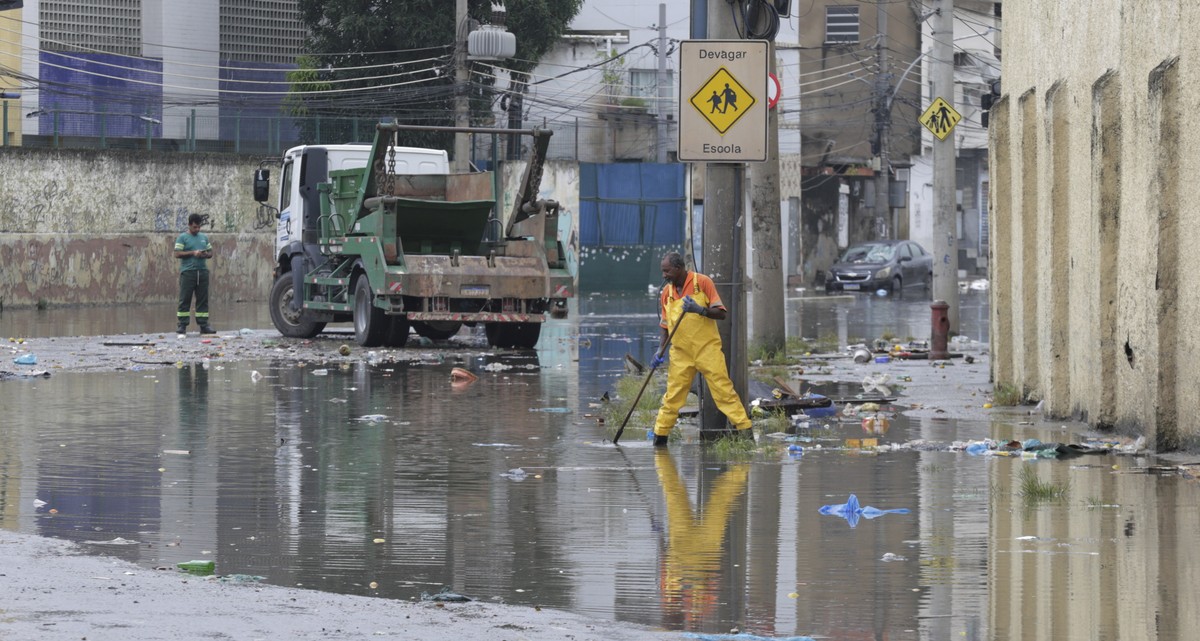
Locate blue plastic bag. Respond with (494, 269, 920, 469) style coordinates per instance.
(14, 354, 37, 365)
(818, 493, 910, 528)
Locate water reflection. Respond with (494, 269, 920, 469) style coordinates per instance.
(1, 293, 1195, 641)
(655, 450, 749, 630)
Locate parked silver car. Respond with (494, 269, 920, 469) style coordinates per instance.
(825, 240, 933, 295)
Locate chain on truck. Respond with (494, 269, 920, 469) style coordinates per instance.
(252, 123, 576, 349)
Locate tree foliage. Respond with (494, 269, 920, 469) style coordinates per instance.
(292, 0, 583, 148)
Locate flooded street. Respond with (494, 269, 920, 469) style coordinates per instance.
(1, 291, 1196, 640)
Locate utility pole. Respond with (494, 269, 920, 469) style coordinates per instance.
(453, 0, 470, 171)
(931, 0, 959, 330)
(699, 0, 747, 438)
(749, 45, 784, 355)
(656, 4, 669, 163)
(874, 0, 892, 238)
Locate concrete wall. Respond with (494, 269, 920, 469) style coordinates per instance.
(0, 147, 274, 308)
(993, 1, 1200, 450)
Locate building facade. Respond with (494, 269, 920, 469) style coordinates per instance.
(10, 0, 304, 148)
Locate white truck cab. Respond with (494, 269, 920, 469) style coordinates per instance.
(275, 143, 449, 258)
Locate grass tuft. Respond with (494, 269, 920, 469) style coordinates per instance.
(993, 382, 1023, 406)
(708, 432, 759, 459)
(601, 372, 665, 437)
(1017, 466, 1069, 503)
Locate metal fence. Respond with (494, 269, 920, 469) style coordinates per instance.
(0, 100, 675, 163)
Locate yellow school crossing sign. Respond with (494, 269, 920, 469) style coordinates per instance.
(920, 97, 961, 140)
(689, 67, 756, 135)
(678, 40, 768, 162)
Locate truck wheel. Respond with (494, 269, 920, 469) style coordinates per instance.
(270, 273, 326, 338)
(354, 276, 387, 347)
(385, 315, 410, 348)
(412, 321, 462, 341)
(485, 322, 541, 349)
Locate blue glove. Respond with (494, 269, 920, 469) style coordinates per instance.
(651, 352, 667, 369)
(681, 296, 705, 315)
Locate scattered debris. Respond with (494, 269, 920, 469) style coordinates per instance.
(450, 367, 478, 385)
(420, 587, 472, 602)
(0, 369, 51, 380)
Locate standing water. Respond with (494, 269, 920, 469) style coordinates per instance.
(0, 291, 1193, 639)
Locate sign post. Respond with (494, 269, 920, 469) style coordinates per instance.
(678, 40, 768, 163)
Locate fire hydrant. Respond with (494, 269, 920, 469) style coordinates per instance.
(930, 300, 950, 360)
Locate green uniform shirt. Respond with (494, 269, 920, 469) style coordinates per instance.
(175, 231, 212, 272)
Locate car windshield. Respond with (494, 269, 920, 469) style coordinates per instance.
(840, 243, 895, 264)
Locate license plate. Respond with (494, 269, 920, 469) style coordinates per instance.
(844, 283, 860, 291)
(460, 285, 489, 297)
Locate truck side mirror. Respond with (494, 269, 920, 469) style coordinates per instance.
(253, 169, 270, 202)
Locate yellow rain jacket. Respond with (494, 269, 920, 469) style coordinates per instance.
(654, 271, 752, 435)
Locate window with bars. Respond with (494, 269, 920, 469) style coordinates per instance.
(629, 69, 673, 113)
(825, 6, 859, 44)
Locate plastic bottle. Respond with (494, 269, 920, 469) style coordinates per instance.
(177, 560, 215, 575)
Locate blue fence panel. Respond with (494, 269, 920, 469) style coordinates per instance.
(579, 162, 685, 247)
(38, 52, 163, 137)
(219, 60, 298, 146)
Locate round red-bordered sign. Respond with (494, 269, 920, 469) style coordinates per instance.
(767, 73, 781, 109)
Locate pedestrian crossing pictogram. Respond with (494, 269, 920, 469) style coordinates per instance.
(919, 97, 961, 140)
(689, 67, 756, 135)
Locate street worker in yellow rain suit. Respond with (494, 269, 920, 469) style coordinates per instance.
(650, 252, 753, 446)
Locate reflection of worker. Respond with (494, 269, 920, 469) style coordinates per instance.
(174, 213, 215, 334)
(650, 252, 752, 446)
(655, 449, 748, 628)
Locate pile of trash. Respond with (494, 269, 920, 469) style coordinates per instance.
(764, 433, 1148, 458)
(955, 436, 1147, 458)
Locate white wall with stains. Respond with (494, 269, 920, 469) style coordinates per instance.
(993, 0, 1200, 448)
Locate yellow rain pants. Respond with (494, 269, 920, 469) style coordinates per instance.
(653, 289, 752, 436)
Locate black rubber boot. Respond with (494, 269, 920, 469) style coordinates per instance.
(176, 324, 188, 334)
(653, 434, 669, 447)
(199, 325, 216, 335)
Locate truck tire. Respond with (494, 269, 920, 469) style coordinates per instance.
(385, 315, 410, 348)
(412, 321, 462, 341)
(270, 273, 326, 338)
(485, 322, 541, 349)
(354, 276, 387, 347)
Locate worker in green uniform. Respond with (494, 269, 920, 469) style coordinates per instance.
(650, 252, 752, 446)
(174, 213, 215, 335)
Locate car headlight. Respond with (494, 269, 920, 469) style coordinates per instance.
(875, 266, 891, 279)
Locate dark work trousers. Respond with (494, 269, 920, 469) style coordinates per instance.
(177, 269, 210, 327)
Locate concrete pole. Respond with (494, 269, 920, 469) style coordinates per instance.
(749, 44, 785, 355)
(931, 0, 959, 330)
(699, 0, 747, 437)
(453, 0, 471, 172)
(656, 4, 669, 163)
(874, 0, 891, 238)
